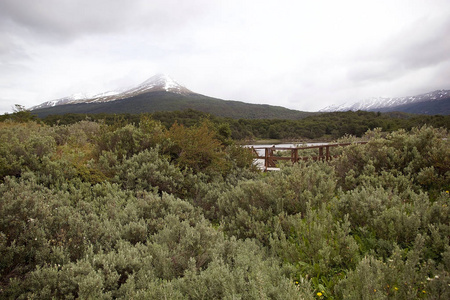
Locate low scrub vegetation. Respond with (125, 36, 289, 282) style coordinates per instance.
(0, 114, 449, 299)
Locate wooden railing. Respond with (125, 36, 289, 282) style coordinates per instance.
(251, 142, 367, 171)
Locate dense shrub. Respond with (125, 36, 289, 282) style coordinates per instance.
(335, 237, 450, 299)
(334, 126, 450, 195)
(1, 118, 449, 299)
(0, 122, 57, 180)
(1, 177, 310, 299)
(214, 162, 335, 242)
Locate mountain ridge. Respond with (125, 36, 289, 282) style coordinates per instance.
(30, 74, 193, 110)
(30, 74, 312, 120)
(320, 89, 450, 115)
(30, 74, 449, 118)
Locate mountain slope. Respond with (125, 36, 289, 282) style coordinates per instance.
(30, 74, 312, 119)
(320, 90, 450, 115)
(372, 97, 450, 115)
(31, 74, 193, 110)
(32, 91, 310, 119)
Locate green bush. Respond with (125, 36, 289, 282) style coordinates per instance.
(216, 162, 336, 242)
(2, 118, 449, 299)
(1, 177, 311, 299)
(335, 235, 450, 299)
(334, 126, 450, 195)
(0, 122, 57, 180)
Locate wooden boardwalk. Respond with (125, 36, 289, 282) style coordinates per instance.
(251, 142, 367, 171)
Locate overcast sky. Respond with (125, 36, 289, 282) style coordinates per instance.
(1, 0, 450, 114)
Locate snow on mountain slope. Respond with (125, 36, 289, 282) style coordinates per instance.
(320, 90, 449, 112)
(113, 74, 192, 99)
(30, 74, 192, 110)
(30, 93, 94, 110)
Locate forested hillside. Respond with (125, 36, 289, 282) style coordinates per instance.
(1, 114, 449, 299)
(29, 91, 313, 120)
(11, 108, 450, 140)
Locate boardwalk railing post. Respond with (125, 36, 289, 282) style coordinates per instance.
(326, 146, 330, 161)
(264, 148, 269, 170)
(292, 148, 298, 164)
(319, 147, 324, 161)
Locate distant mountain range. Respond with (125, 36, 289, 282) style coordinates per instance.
(320, 90, 450, 115)
(30, 74, 312, 119)
(30, 74, 449, 118)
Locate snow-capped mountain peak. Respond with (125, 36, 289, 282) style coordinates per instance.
(140, 74, 179, 90)
(125, 74, 192, 95)
(320, 90, 450, 112)
(30, 74, 193, 110)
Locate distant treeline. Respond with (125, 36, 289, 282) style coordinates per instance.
(4, 108, 450, 140)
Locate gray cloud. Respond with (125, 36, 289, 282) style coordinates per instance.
(0, 1, 131, 41)
(0, 0, 213, 43)
(1, 1, 450, 114)
(390, 18, 450, 69)
(347, 16, 450, 85)
(0, 33, 30, 63)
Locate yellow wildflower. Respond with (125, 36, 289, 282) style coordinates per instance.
(394, 287, 398, 291)
(317, 292, 323, 297)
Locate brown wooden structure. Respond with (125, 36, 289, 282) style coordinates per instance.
(251, 142, 367, 171)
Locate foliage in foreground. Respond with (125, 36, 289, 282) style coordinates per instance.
(0, 117, 449, 299)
